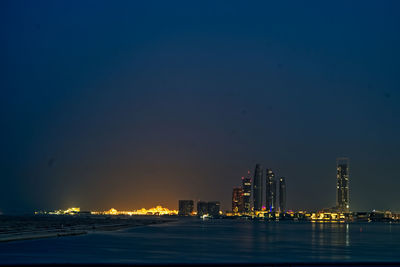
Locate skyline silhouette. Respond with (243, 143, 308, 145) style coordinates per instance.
(1, 1, 400, 213)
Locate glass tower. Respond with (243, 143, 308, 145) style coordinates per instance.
(232, 187, 244, 213)
(279, 177, 286, 213)
(266, 169, 276, 212)
(242, 171, 252, 213)
(336, 158, 350, 212)
(253, 164, 263, 211)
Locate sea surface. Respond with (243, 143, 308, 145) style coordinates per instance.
(0, 218, 399, 264)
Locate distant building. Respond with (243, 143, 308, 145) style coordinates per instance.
(337, 158, 350, 211)
(253, 164, 263, 211)
(197, 201, 208, 216)
(242, 171, 252, 213)
(232, 187, 244, 213)
(178, 200, 194, 216)
(266, 169, 276, 212)
(207, 201, 220, 217)
(279, 177, 286, 213)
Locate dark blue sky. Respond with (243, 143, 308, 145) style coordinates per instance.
(1, 1, 400, 213)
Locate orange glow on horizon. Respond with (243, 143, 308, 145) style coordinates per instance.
(91, 205, 178, 216)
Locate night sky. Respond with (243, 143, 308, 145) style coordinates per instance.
(1, 1, 400, 214)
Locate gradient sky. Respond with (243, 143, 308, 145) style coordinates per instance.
(1, 1, 400, 213)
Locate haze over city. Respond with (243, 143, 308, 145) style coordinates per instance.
(1, 1, 400, 214)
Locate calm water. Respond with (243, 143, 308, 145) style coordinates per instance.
(0, 218, 399, 264)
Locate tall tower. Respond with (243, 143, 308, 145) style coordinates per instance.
(336, 158, 350, 212)
(232, 187, 244, 213)
(242, 171, 252, 213)
(253, 164, 263, 211)
(279, 177, 286, 213)
(266, 169, 276, 212)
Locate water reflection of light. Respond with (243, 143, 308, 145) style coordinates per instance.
(310, 222, 351, 260)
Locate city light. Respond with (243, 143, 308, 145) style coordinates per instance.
(32, 161, 400, 223)
(310, 212, 346, 222)
(91, 206, 178, 216)
(35, 207, 81, 215)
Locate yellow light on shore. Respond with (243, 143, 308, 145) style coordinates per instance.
(36, 207, 81, 215)
(310, 212, 346, 222)
(91, 206, 178, 216)
(65, 207, 80, 214)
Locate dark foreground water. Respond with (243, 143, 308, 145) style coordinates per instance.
(0, 218, 399, 264)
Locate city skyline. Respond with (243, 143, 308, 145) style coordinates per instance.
(10, 157, 400, 216)
(2, 1, 400, 265)
(2, 1, 400, 214)
(0, 156, 397, 214)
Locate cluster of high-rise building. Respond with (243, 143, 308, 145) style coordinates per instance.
(232, 164, 287, 214)
(232, 158, 351, 215)
(35, 157, 400, 222)
(178, 158, 353, 219)
(178, 200, 221, 217)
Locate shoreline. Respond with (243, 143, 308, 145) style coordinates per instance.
(0, 217, 174, 243)
(0, 231, 88, 243)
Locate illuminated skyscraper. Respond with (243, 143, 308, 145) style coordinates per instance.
(232, 187, 244, 213)
(337, 158, 350, 211)
(266, 169, 276, 212)
(253, 164, 263, 211)
(279, 177, 286, 213)
(242, 171, 252, 213)
(178, 200, 194, 216)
